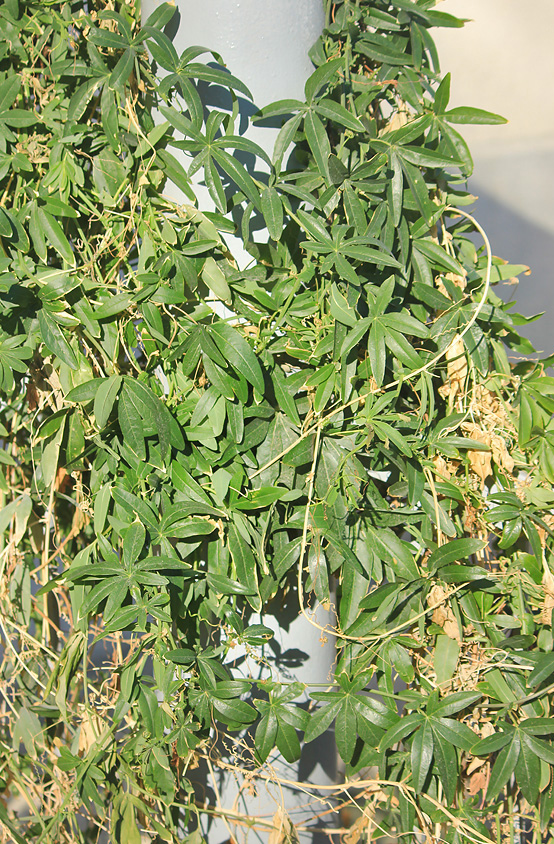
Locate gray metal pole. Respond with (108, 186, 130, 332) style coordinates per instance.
(140, 2, 337, 842)
(143, 0, 324, 106)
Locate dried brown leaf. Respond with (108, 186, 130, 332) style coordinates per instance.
(268, 807, 299, 844)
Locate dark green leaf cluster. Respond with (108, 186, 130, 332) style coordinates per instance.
(0, 0, 553, 842)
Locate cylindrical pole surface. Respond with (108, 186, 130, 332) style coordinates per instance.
(141, 2, 335, 841)
(144, 0, 324, 106)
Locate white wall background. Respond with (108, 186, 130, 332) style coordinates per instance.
(433, 0, 554, 355)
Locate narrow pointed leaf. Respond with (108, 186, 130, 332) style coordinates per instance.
(486, 735, 521, 800)
(37, 309, 78, 370)
(210, 322, 264, 394)
(412, 719, 434, 792)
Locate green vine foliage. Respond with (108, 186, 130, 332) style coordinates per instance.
(2, 0, 554, 841)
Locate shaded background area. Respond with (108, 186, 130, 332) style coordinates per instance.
(434, 0, 554, 356)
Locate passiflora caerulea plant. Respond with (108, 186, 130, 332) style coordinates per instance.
(1, 1, 554, 842)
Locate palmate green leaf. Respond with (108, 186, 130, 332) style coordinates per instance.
(124, 379, 179, 457)
(206, 572, 255, 597)
(0, 334, 32, 391)
(202, 257, 231, 302)
(307, 546, 329, 603)
(160, 516, 216, 542)
(228, 523, 260, 608)
(386, 640, 414, 683)
(368, 321, 386, 386)
(386, 147, 403, 227)
(304, 110, 331, 182)
(93, 375, 122, 429)
(383, 311, 429, 339)
(147, 746, 175, 802)
(401, 158, 435, 224)
(434, 73, 451, 114)
(335, 695, 358, 763)
(373, 420, 413, 457)
(412, 281, 452, 311)
(444, 106, 507, 125)
(429, 717, 476, 751)
(109, 47, 136, 90)
(65, 379, 102, 403)
(159, 104, 204, 143)
(328, 153, 349, 185)
(381, 712, 424, 751)
(103, 580, 133, 625)
(202, 355, 235, 400)
(79, 576, 128, 618)
(398, 144, 461, 169)
(216, 677, 250, 700)
(364, 524, 419, 581)
(37, 309, 78, 370)
(0, 208, 12, 238)
(180, 63, 252, 99)
(347, 587, 402, 637)
(486, 734, 521, 801)
(296, 208, 332, 244)
(0, 75, 20, 112)
(355, 36, 412, 67)
(304, 57, 343, 102)
(521, 733, 554, 766)
(235, 486, 286, 511)
(161, 499, 223, 522)
(439, 118, 474, 175)
(431, 723, 458, 803)
(142, 1, 177, 31)
(324, 529, 366, 576)
(427, 538, 487, 573)
(329, 283, 357, 327)
(213, 697, 257, 727)
(157, 148, 197, 201)
(304, 699, 342, 744)
(1, 109, 38, 128)
(112, 487, 158, 530)
(272, 538, 302, 581)
(214, 134, 272, 166)
(212, 148, 262, 210)
(441, 564, 493, 584)
(94, 293, 133, 320)
(515, 737, 541, 805)
(341, 244, 402, 269)
(255, 707, 278, 762)
(118, 387, 146, 459)
(210, 322, 265, 394)
(68, 77, 105, 123)
(138, 684, 163, 736)
(413, 239, 464, 275)
(355, 694, 397, 732)
(276, 720, 301, 763)
(272, 369, 301, 426)
(316, 99, 365, 132)
(343, 182, 367, 233)
(260, 186, 283, 241)
(123, 522, 146, 568)
(0, 206, 29, 251)
(272, 112, 303, 167)
(254, 98, 303, 120)
(143, 28, 179, 71)
(88, 26, 129, 50)
(412, 719, 434, 793)
(520, 719, 554, 738)
(301, 240, 333, 255)
(384, 328, 423, 369)
(527, 652, 554, 688)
